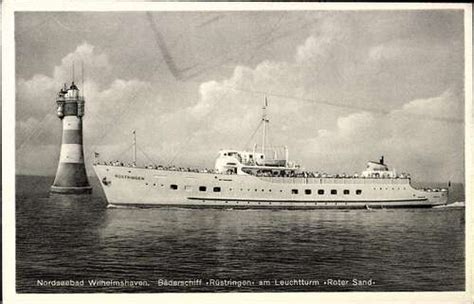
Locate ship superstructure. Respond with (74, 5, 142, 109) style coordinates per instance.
(93, 99, 448, 209)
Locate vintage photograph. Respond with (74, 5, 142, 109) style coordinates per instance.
(11, 4, 468, 297)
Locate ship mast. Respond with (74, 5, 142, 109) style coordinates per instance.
(261, 97, 269, 155)
(132, 130, 137, 166)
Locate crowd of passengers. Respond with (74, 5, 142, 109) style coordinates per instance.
(246, 170, 410, 179)
(96, 160, 410, 179)
(97, 161, 218, 173)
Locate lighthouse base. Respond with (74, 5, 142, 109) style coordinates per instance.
(50, 185, 92, 195)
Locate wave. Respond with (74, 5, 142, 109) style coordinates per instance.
(434, 201, 465, 208)
(106, 204, 140, 209)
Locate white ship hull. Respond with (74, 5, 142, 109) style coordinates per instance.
(93, 165, 448, 209)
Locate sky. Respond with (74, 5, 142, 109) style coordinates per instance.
(15, 10, 465, 183)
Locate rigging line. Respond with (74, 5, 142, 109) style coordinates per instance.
(137, 145, 164, 166)
(165, 87, 237, 166)
(242, 120, 264, 151)
(92, 139, 133, 163)
(111, 145, 133, 164)
(266, 123, 273, 154)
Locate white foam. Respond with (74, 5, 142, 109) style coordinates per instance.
(433, 201, 465, 208)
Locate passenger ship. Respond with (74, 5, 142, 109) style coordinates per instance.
(93, 101, 448, 209)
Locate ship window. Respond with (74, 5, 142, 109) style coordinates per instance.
(199, 186, 207, 192)
(318, 189, 324, 195)
(343, 189, 350, 195)
(170, 184, 178, 190)
(291, 189, 298, 194)
(356, 189, 362, 195)
(305, 189, 312, 195)
(213, 187, 221, 192)
(331, 189, 337, 195)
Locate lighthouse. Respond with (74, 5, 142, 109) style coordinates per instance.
(50, 82, 92, 194)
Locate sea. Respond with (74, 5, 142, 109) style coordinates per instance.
(16, 175, 465, 293)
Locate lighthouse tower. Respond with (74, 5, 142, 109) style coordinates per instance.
(50, 82, 92, 194)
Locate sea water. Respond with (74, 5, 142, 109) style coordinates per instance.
(15, 175, 465, 292)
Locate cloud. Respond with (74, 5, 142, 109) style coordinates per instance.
(16, 42, 165, 174)
(148, 12, 464, 182)
(16, 12, 465, 183)
(301, 88, 463, 181)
